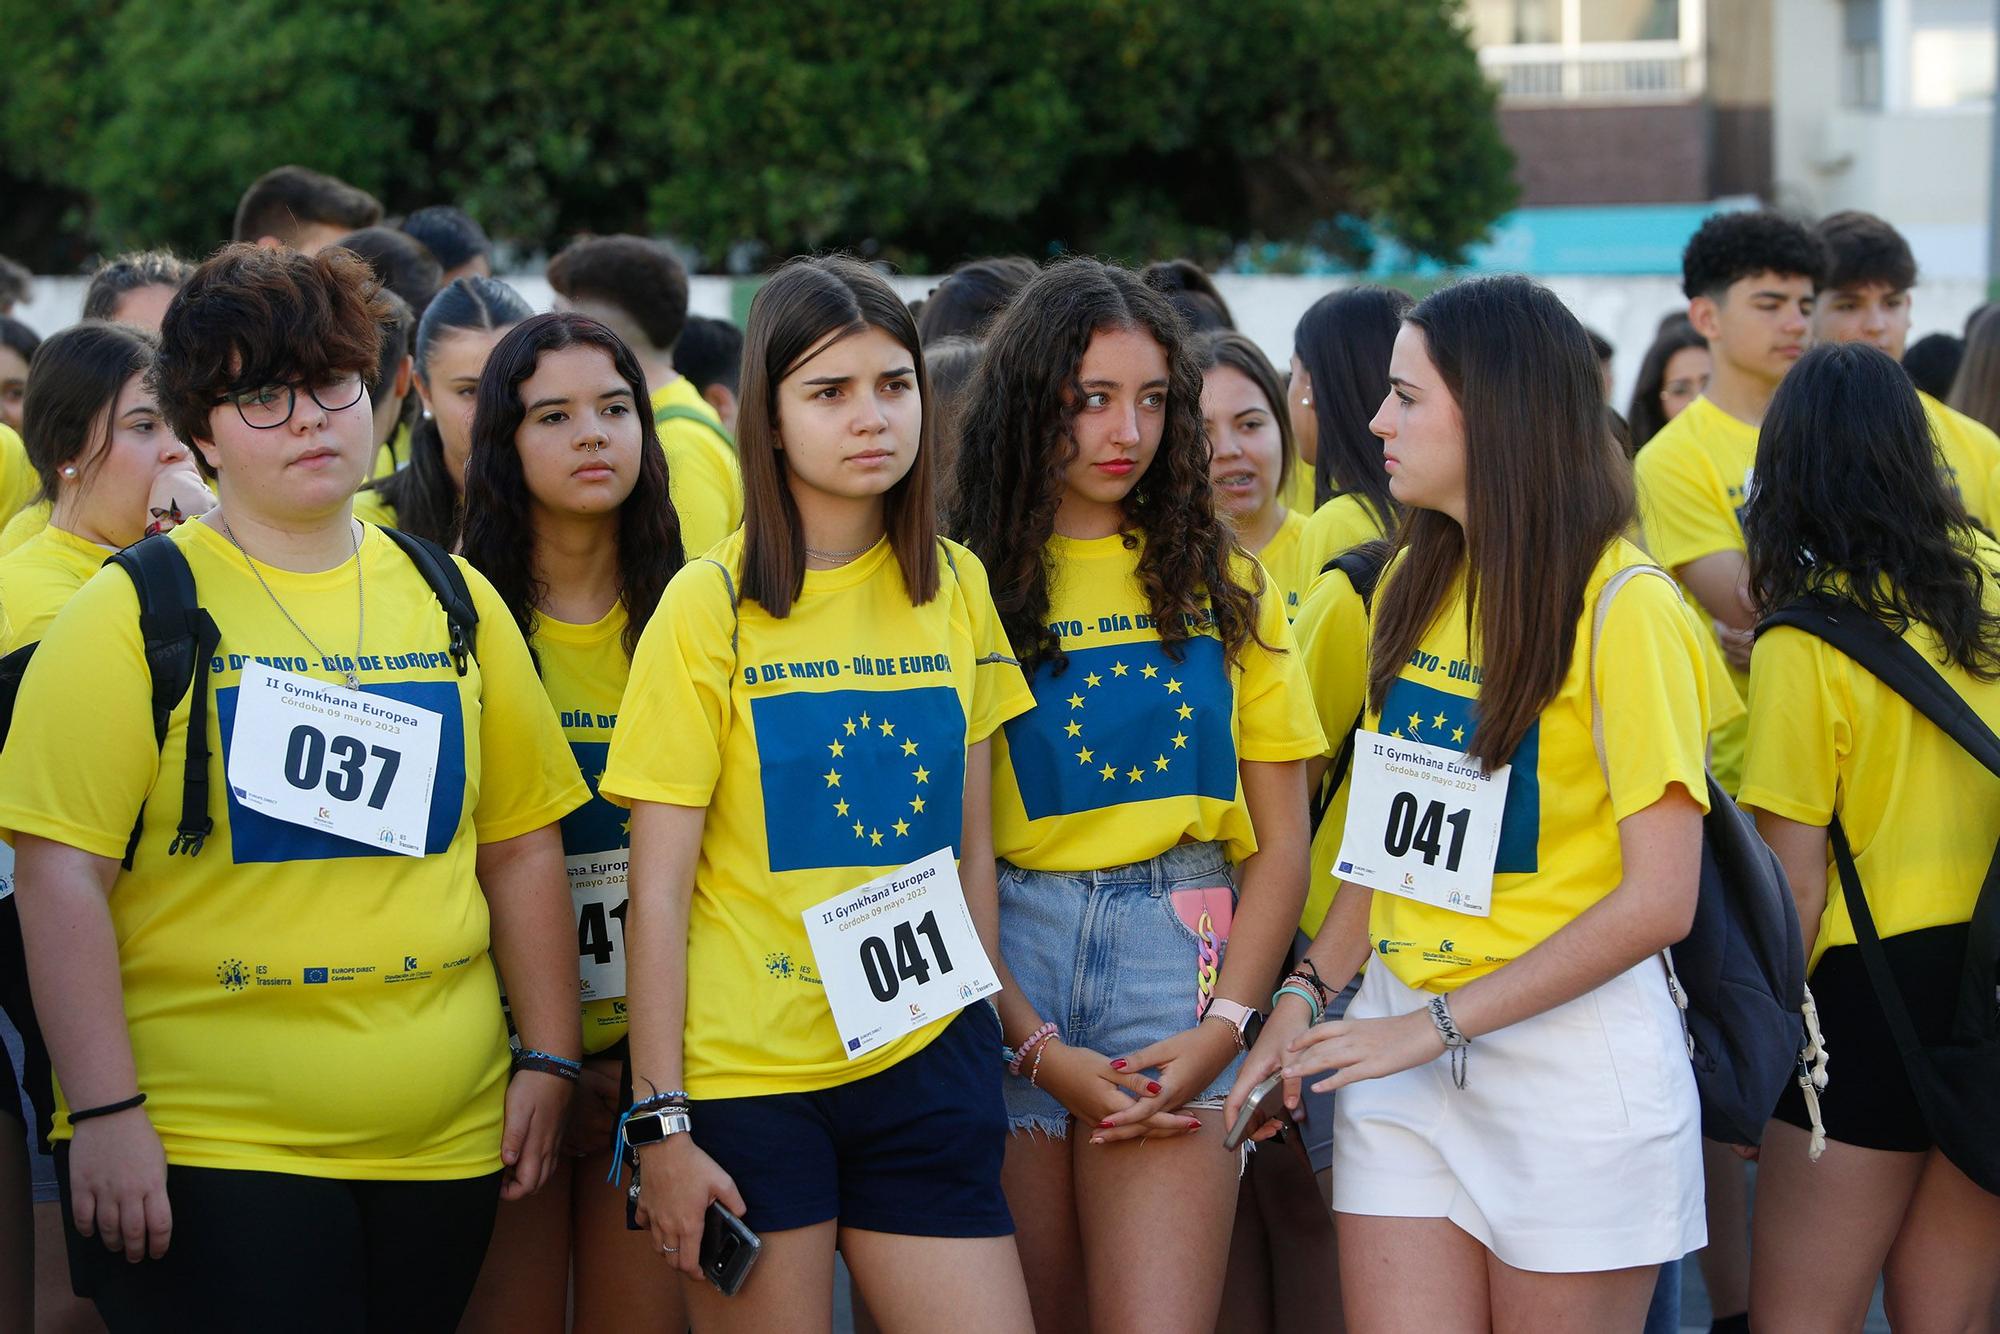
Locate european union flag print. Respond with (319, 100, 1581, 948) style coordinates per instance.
(751, 686, 966, 873)
(561, 741, 627, 858)
(1007, 637, 1236, 821)
(1378, 678, 1540, 873)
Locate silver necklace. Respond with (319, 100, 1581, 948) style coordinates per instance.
(222, 517, 365, 689)
(804, 540, 875, 562)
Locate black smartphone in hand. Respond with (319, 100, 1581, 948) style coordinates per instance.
(700, 1200, 762, 1296)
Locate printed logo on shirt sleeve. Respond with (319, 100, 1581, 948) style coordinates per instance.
(749, 685, 968, 872)
(1004, 637, 1236, 820)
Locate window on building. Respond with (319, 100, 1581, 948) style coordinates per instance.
(1580, 0, 1680, 43)
(1909, 0, 1995, 107)
(1467, 0, 1561, 47)
(1842, 0, 1884, 109)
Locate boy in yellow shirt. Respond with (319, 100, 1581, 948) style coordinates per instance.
(546, 236, 743, 557)
(1634, 209, 1823, 789)
(1811, 210, 2000, 531)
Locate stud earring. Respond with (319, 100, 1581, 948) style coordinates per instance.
(61, 465, 78, 478)
(1300, 394, 1311, 407)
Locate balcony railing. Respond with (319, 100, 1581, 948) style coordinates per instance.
(1479, 40, 1704, 103)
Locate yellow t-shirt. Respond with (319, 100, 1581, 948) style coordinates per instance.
(352, 486, 399, 530)
(370, 421, 412, 481)
(0, 520, 588, 1179)
(1280, 458, 1316, 515)
(532, 603, 635, 1056)
(1739, 545, 2000, 970)
(0, 523, 111, 652)
(0, 499, 52, 557)
(0, 424, 36, 521)
(1253, 508, 1308, 622)
(600, 533, 1034, 1098)
(1366, 540, 1713, 993)
(1632, 394, 1757, 789)
(652, 378, 743, 560)
(1293, 492, 1391, 605)
(990, 534, 1324, 871)
(1923, 391, 2000, 532)
(1295, 561, 1371, 935)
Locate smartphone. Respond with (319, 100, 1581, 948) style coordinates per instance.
(700, 1200, 763, 1296)
(1223, 1073, 1287, 1152)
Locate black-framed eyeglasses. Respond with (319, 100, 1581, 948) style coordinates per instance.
(212, 373, 366, 429)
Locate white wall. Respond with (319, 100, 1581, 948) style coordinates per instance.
(18, 270, 1990, 418)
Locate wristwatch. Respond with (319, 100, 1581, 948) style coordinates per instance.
(1203, 998, 1263, 1050)
(624, 1110, 692, 1147)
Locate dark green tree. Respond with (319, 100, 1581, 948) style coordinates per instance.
(0, 0, 1514, 271)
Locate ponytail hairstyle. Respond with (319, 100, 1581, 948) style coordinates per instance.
(367, 275, 531, 543)
(461, 313, 684, 662)
(1294, 285, 1411, 516)
(1746, 341, 2000, 677)
(1367, 276, 1633, 770)
(948, 256, 1260, 675)
(21, 321, 158, 502)
(1195, 329, 1295, 498)
(737, 255, 938, 619)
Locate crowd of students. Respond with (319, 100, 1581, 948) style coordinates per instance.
(0, 162, 1993, 1334)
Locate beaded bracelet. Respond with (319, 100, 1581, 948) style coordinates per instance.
(1008, 1021, 1059, 1076)
(1272, 982, 1325, 1026)
(512, 1048, 582, 1082)
(1029, 1035, 1061, 1088)
(1293, 958, 1336, 1007)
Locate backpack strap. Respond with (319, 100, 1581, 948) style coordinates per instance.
(1309, 540, 1395, 839)
(654, 402, 735, 449)
(378, 526, 478, 676)
(702, 557, 741, 657)
(106, 536, 221, 867)
(1758, 593, 2000, 1050)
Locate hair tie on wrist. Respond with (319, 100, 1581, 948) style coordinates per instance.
(67, 1093, 147, 1125)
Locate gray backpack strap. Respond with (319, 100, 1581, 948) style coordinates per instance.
(702, 557, 741, 657)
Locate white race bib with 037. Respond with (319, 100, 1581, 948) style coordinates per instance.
(569, 850, 629, 1001)
(1335, 729, 1509, 917)
(226, 662, 443, 857)
(801, 847, 1001, 1060)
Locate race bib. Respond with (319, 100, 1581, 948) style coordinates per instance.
(569, 849, 629, 1002)
(1336, 728, 1509, 917)
(801, 847, 1001, 1060)
(226, 662, 443, 858)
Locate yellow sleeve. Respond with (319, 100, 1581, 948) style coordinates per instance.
(663, 425, 745, 559)
(462, 564, 590, 842)
(1234, 565, 1328, 763)
(1700, 626, 1747, 732)
(0, 568, 160, 857)
(1737, 626, 1840, 827)
(599, 560, 737, 808)
(0, 425, 36, 519)
(947, 542, 1035, 743)
(1596, 575, 1713, 820)
(1635, 437, 1738, 570)
(0, 501, 51, 557)
(1293, 567, 1369, 760)
(352, 487, 399, 530)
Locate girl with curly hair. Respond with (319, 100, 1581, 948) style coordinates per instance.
(457, 312, 686, 1333)
(948, 257, 1321, 1333)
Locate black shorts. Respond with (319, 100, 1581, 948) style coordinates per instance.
(692, 1003, 1012, 1237)
(1773, 922, 1969, 1153)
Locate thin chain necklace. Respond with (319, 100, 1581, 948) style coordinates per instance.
(222, 517, 365, 689)
(804, 539, 877, 563)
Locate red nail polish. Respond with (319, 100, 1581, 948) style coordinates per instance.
(1146, 1081, 1162, 1095)
(1110, 1060, 1126, 1070)
(1187, 1118, 1203, 1130)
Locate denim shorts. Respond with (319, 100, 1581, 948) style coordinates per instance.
(998, 841, 1243, 1137)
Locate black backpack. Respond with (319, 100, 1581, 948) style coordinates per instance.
(1308, 539, 1394, 840)
(1759, 593, 2000, 1193)
(1591, 565, 1813, 1147)
(0, 525, 478, 869)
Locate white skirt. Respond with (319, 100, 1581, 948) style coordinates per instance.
(1329, 957, 1706, 1273)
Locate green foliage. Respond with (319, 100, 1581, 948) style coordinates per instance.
(0, 0, 1515, 270)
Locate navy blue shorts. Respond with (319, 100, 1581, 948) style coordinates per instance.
(693, 1004, 1012, 1238)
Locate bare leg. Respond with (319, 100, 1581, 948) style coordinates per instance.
(1880, 1149, 2000, 1333)
(1071, 1110, 1239, 1334)
(683, 1219, 837, 1334)
(458, 1156, 572, 1333)
(1001, 1130, 1086, 1334)
(571, 1145, 686, 1334)
(1488, 1254, 1657, 1334)
(841, 1229, 1031, 1333)
(1750, 1119, 1922, 1333)
(1337, 1213, 1488, 1334)
(1695, 1139, 1750, 1322)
